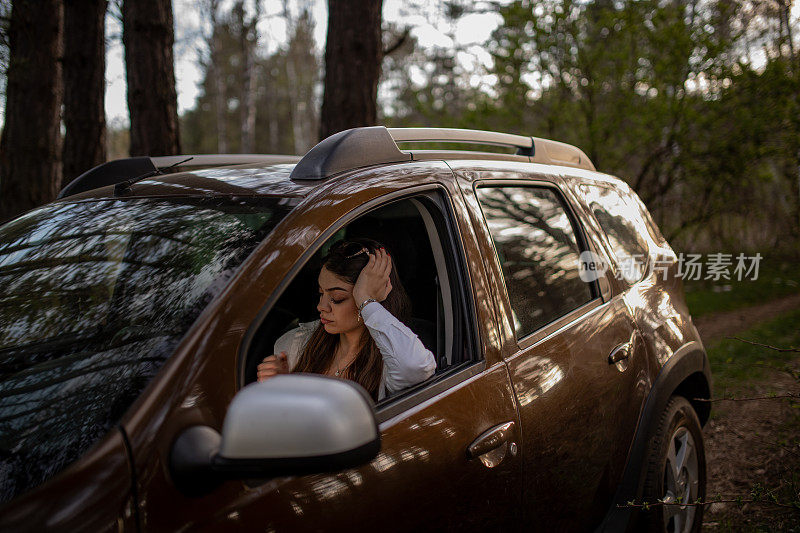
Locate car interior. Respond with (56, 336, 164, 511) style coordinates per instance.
(243, 196, 466, 394)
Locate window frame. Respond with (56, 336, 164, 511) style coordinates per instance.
(236, 184, 485, 423)
(472, 179, 603, 349)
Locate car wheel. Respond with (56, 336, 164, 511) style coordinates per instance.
(642, 395, 706, 533)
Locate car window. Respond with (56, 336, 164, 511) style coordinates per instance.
(475, 185, 594, 338)
(0, 196, 295, 503)
(626, 187, 666, 245)
(579, 183, 650, 284)
(244, 193, 476, 404)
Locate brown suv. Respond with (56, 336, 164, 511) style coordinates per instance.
(0, 127, 711, 532)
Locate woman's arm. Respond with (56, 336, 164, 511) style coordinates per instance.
(257, 321, 317, 382)
(352, 248, 436, 393)
(361, 302, 436, 393)
(273, 321, 317, 369)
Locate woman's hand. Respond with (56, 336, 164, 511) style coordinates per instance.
(352, 248, 392, 307)
(257, 352, 289, 382)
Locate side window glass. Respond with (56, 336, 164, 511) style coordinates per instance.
(580, 184, 649, 284)
(476, 185, 594, 338)
(245, 195, 473, 403)
(628, 190, 666, 244)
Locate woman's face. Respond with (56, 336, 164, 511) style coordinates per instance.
(317, 266, 363, 335)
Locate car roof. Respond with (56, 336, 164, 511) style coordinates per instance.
(57, 127, 620, 202)
(58, 162, 318, 201)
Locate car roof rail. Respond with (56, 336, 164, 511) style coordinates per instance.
(58, 154, 301, 199)
(391, 128, 596, 171)
(288, 126, 595, 180)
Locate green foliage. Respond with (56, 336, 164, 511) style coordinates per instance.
(381, 0, 800, 253)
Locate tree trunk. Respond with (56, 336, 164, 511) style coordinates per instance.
(122, 0, 181, 156)
(319, 0, 383, 140)
(0, 0, 63, 223)
(213, 59, 229, 153)
(282, 1, 305, 153)
(269, 109, 279, 153)
(204, 0, 227, 153)
(238, 1, 259, 153)
(63, 0, 107, 186)
(285, 56, 304, 153)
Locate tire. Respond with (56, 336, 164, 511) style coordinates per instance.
(641, 395, 707, 533)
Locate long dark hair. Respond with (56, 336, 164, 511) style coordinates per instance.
(291, 238, 410, 399)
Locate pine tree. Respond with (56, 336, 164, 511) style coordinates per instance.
(0, 0, 63, 222)
(319, 0, 383, 139)
(63, 0, 108, 185)
(122, 0, 181, 156)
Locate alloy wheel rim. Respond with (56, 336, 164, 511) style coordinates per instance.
(661, 426, 698, 533)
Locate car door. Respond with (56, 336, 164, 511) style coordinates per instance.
(0, 429, 136, 532)
(213, 187, 524, 532)
(212, 363, 522, 532)
(465, 175, 648, 531)
(125, 169, 524, 531)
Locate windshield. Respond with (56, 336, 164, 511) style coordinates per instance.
(0, 196, 295, 503)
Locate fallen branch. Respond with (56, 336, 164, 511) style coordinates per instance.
(729, 337, 800, 353)
(620, 498, 798, 510)
(694, 394, 800, 402)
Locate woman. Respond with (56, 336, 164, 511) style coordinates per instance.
(257, 238, 436, 400)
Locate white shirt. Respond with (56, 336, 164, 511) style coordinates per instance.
(274, 302, 437, 400)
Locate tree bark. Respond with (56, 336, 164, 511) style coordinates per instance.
(282, 1, 305, 153)
(122, 0, 181, 156)
(63, 0, 107, 186)
(319, 0, 383, 140)
(238, 0, 259, 153)
(0, 0, 63, 223)
(206, 0, 228, 153)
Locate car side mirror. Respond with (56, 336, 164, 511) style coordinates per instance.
(170, 374, 381, 496)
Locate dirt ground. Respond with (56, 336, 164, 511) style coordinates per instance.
(694, 295, 800, 531)
(694, 294, 800, 345)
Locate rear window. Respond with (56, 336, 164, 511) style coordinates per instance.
(0, 196, 294, 503)
(579, 184, 650, 284)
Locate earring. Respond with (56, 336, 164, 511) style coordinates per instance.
(356, 311, 362, 324)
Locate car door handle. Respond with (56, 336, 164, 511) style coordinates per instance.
(608, 342, 631, 364)
(467, 421, 516, 460)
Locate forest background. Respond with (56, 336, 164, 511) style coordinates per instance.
(0, 0, 798, 256)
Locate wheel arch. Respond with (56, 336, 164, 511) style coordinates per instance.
(673, 370, 711, 427)
(595, 341, 712, 532)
